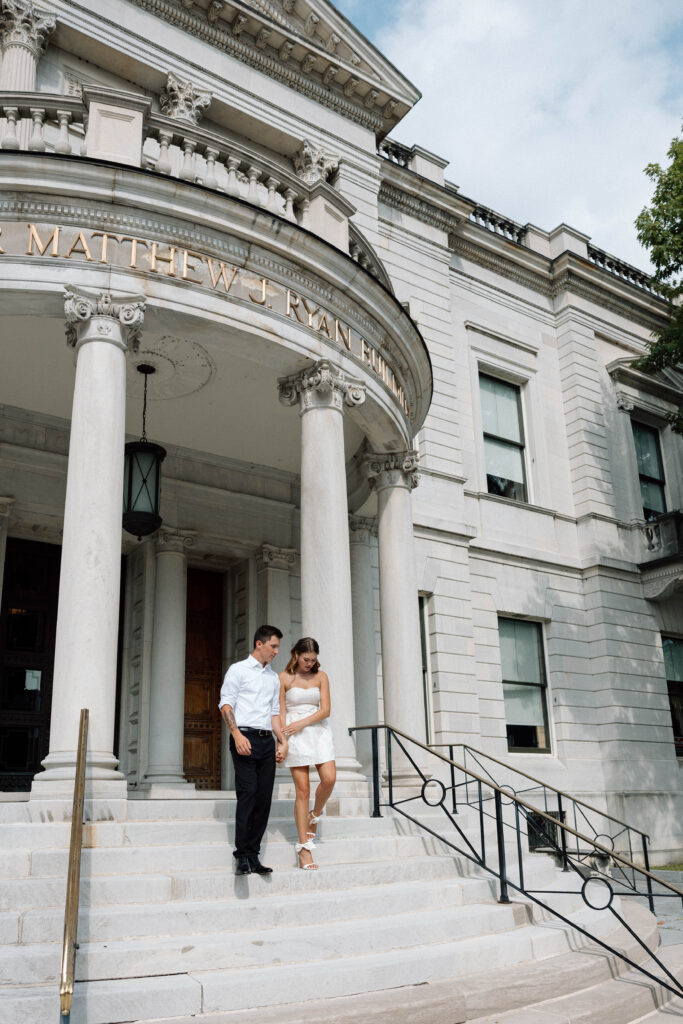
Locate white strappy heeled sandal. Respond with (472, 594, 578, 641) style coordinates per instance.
(307, 809, 323, 841)
(295, 839, 318, 870)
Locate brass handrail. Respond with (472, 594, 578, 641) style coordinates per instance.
(59, 708, 89, 1017)
(351, 723, 683, 899)
(430, 741, 648, 839)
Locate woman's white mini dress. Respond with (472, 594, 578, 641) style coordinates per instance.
(283, 685, 335, 768)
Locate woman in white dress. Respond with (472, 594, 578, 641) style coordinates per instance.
(280, 637, 336, 870)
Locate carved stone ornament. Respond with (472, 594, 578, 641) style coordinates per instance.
(293, 138, 339, 185)
(64, 289, 146, 351)
(365, 450, 420, 491)
(155, 527, 196, 554)
(278, 360, 366, 413)
(348, 514, 377, 543)
(206, 0, 224, 22)
(255, 544, 297, 572)
(159, 72, 211, 125)
(616, 391, 635, 413)
(0, 0, 55, 57)
(0, 496, 15, 520)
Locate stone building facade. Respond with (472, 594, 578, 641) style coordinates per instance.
(0, 0, 681, 857)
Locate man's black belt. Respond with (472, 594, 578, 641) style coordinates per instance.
(238, 727, 273, 737)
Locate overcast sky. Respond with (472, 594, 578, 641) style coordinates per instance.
(334, 0, 682, 271)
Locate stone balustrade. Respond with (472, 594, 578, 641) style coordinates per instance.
(470, 204, 527, 244)
(377, 138, 412, 167)
(0, 92, 85, 153)
(587, 244, 656, 294)
(143, 111, 303, 224)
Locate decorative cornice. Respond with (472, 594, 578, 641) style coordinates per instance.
(615, 391, 635, 413)
(278, 359, 366, 413)
(255, 543, 297, 572)
(125, 0, 385, 133)
(0, 0, 55, 57)
(365, 449, 420, 491)
(63, 288, 146, 350)
(293, 138, 338, 185)
(155, 526, 197, 553)
(159, 71, 211, 125)
(379, 182, 461, 235)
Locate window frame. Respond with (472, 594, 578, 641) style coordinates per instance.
(662, 635, 683, 759)
(479, 372, 529, 504)
(498, 616, 551, 754)
(631, 419, 668, 521)
(418, 593, 435, 745)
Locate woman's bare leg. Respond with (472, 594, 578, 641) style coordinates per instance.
(309, 760, 336, 834)
(290, 765, 316, 868)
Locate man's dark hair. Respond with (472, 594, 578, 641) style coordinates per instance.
(253, 624, 283, 647)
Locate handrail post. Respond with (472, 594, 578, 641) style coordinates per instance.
(449, 744, 457, 814)
(371, 727, 381, 818)
(557, 793, 569, 872)
(641, 834, 655, 914)
(494, 788, 510, 903)
(386, 728, 394, 807)
(59, 707, 89, 1018)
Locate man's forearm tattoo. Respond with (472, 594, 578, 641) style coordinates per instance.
(222, 706, 237, 731)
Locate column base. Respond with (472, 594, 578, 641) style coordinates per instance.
(139, 780, 196, 796)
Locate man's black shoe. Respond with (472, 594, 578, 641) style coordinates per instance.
(235, 856, 251, 875)
(249, 857, 273, 874)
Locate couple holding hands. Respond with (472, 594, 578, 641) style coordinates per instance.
(219, 625, 336, 874)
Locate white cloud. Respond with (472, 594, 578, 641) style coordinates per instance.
(372, 0, 682, 270)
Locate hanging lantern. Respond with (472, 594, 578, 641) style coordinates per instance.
(123, 364, 166, 538)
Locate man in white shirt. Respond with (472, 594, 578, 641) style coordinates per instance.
(219, 624, 288, 875)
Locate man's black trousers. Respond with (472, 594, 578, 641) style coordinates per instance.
(230, 732, 276, 859)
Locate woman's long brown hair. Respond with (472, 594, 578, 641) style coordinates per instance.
(285, 636, 320, 675)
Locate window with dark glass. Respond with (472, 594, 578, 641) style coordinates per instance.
(663, 636, 683, 758)
(631, 421, 667, 521)
(479, 374, 527, 502)
(418, 594, 433, 744)
(498, 617, 550, 752)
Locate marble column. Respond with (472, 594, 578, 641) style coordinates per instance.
(145, 527, 196, 788)
(349, 515, 379, 769)
(33, 289, 145, 790)
(0, 497, 14, 602)
(366, 451, 425, 751)
(0, 1, 55, 148)
(278, 360, 366, 777)
(255, 544, 296, 658)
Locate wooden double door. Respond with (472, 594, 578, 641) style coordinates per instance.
(183, 568, 224, 790)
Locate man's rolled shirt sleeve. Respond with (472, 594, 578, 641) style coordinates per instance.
(270, 681, 280, 718)
(219, 664, 240, 711)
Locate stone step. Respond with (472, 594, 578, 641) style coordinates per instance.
(9, 873, 495, 944)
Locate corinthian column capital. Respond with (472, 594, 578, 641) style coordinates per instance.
(277, 359, 366, 414)
(348, 514, 377, 544)
(255, 544, 297, 573)
(365, 449, 420, 491)
(0, 496, 14, 519)
(0, 0, 55, 57)
(159, 71, 211, 125)
(64, 288, 146, 351)
(155, 527, 196, 555)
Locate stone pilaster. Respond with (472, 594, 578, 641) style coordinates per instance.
(144, 528, 196, 789)
(255, 544, 296, 659)
(278, 361, 366, 782)
(0, 496, 14, 602)
(349, 514, 378, 768)
(32, 289, 144, 802)
(365, 450, 426, 756)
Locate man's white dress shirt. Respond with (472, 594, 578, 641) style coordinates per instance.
(218, 655, 280, 730)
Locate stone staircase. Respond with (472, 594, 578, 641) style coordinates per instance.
(0, 795, 682, 1024)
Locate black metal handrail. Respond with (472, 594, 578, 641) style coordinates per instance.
(432, 741, 651, 875)
(350, 724, 683, 999)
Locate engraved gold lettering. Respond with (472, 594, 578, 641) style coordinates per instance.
(249, 277, 268, 305)
(65, 231, 94, 261)
(207, 260, 238, 293)
(91, 231, 118, 264)
(316, 312, 332, 338)
(119, 236, 149, 269)
(301, 297, 320, 328)
(181, 249, 204, 283)
(286, 290, 306, 324)
(26, 224, 60, 257)
(150, 242, 176, 276)
(335, 319, 351, 351)
(0, 228, 4, 255)
(360, 338, 372, 363)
